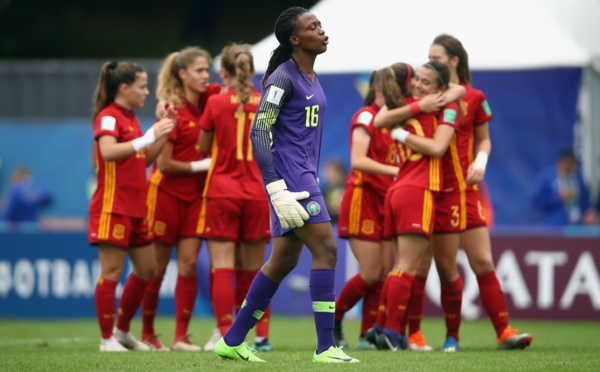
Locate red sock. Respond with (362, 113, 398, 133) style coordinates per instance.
(335, 274, 371, 321)
(95, 277, 118, 339)
(441, 277, 463, 341)
(375, 275, 392, 327)
(116, 274, 150, 333)
(175, 275, 198, 338)
(361, 281, 383, 335)
(407, 276, 427, 335)
(384, 270, 415, 334)
(256, 305, 271, 338)
(235, 269, 256, 314)
(477, 271, 509, 337)
(141, 277, 163, 336)
(212, 268, 235, 336)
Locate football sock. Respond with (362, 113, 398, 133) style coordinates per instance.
(235, 269, 256, 314)
(212, 268, 235, 336)
(95, 277, 118, 339)
(334, 274, 371, 321)
(224, 271, 279, 346)
(116, 274, 150, 333)
(375, 274, 393, 327)
(441, 277, 463, 341)
(141, 276, 163, 336)
(384, 270, 414, 334)
(310, 269, 336, 354)
(477, 271, 509, 337)
(361, 280, 383, 335)
(174, 274, 197, 338)
(407, 275, 427, 335)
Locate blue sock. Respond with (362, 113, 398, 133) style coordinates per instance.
(224, 271, 279, 346)
(310, 269, 336, 354)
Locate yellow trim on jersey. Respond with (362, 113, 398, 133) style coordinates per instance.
(196, 197, 208, 234)
(202, 137, 219, 198)
(99, 161, 116, 239)
(459, 190, 467, 230)
(429, 157, 441, 191)
(146, 170, 163, 229)
(450, 136, 468, 192)
(349, 185, 363, 235)
(422, 190, 433, 234)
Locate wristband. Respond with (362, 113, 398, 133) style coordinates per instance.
(391, 128, 410, 144)
(473, 151, 489, 170)
(131, 128, 156, 152)
(409, 101, 421, 116)
(190, 158, 212, 173)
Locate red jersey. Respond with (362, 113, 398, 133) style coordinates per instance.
(90, 103, 148, 218)
(345, 103, 397, 195)
(199, 87, 265, 199)
(440, 100, 465, 192)
(391, 98, 459, 192)
(458, 84, 493, 191)
(149, 100, 206, 202)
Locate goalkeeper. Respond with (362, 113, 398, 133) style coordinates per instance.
(214, 6, 357, 364)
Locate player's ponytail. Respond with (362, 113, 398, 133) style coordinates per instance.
(157, 46, 212, 108)
(221, 43, 254, 111)
(380, 66, 406, 110)
(92, 61, 144, 120)
(262, 6, 309, 89)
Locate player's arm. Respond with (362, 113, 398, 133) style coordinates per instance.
(251, 84, 309, 229)
(198, 129, 213, 155)
(351, 126, 398, 176)
(374, 94, 444, 129)
(97, 117, 174, 162)
(466, 122, 491, 185)
(442, 83, 466, 104)
(156, 141, 211, 174)
(393, 125, 455, 158)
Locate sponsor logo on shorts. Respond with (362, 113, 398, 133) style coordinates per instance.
(307, 201, 321, 216)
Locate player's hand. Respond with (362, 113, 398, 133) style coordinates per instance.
(266, 180, 310, 229)
(155, 100, 175, 119)
(466, 163, 485, 185)
(152, 117, 175, 139)
(419, 92, 445, 113)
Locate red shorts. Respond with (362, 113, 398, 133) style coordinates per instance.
(197, 197, 271, 243)
(338, 184, 386, 241)
(88, 212, 153, 249)
(382, 188, 395, 240)
(434, 190, 467, 234)
(147, 187, 203, 246)
(384, 185, 435, 239)
(465, 189, 488, 229)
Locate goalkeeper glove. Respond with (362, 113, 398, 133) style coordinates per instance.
(266, 179, 310, 229)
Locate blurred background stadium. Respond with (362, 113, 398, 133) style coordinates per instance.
(1, 0, 599, 325)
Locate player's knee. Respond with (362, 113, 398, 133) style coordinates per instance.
(436, 264, 458, 283)
(470, 259, 495, 275)
(318, 244, 337, 269)
(178, 260, 197, 277)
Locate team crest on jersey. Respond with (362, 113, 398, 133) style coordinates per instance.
(361, 220, 375, 235)
(112, 224, 125, 240)
(306, 201, 321, 216)
(188, 121, 195, 127)
(154, 221, 166, 236)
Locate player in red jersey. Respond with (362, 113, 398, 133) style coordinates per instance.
(371, 61, 460, 351)
(428, 34, 532, 350)
(333, 68, 400, 350)
(89, 61, 175, 352)
(196, 43, 272, 351)
(140, 46, 213, 351)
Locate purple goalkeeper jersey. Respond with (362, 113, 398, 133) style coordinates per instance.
(251, 60, 326, 195)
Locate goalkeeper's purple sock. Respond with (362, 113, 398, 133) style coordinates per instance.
(311, 269, 336, 354)
(223, 271, 279, 346)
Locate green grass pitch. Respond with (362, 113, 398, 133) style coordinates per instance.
(1, 316, 599, 371)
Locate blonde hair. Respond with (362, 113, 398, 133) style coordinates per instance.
(220, 43, 254, 111)
(156, 46, 212, 108)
